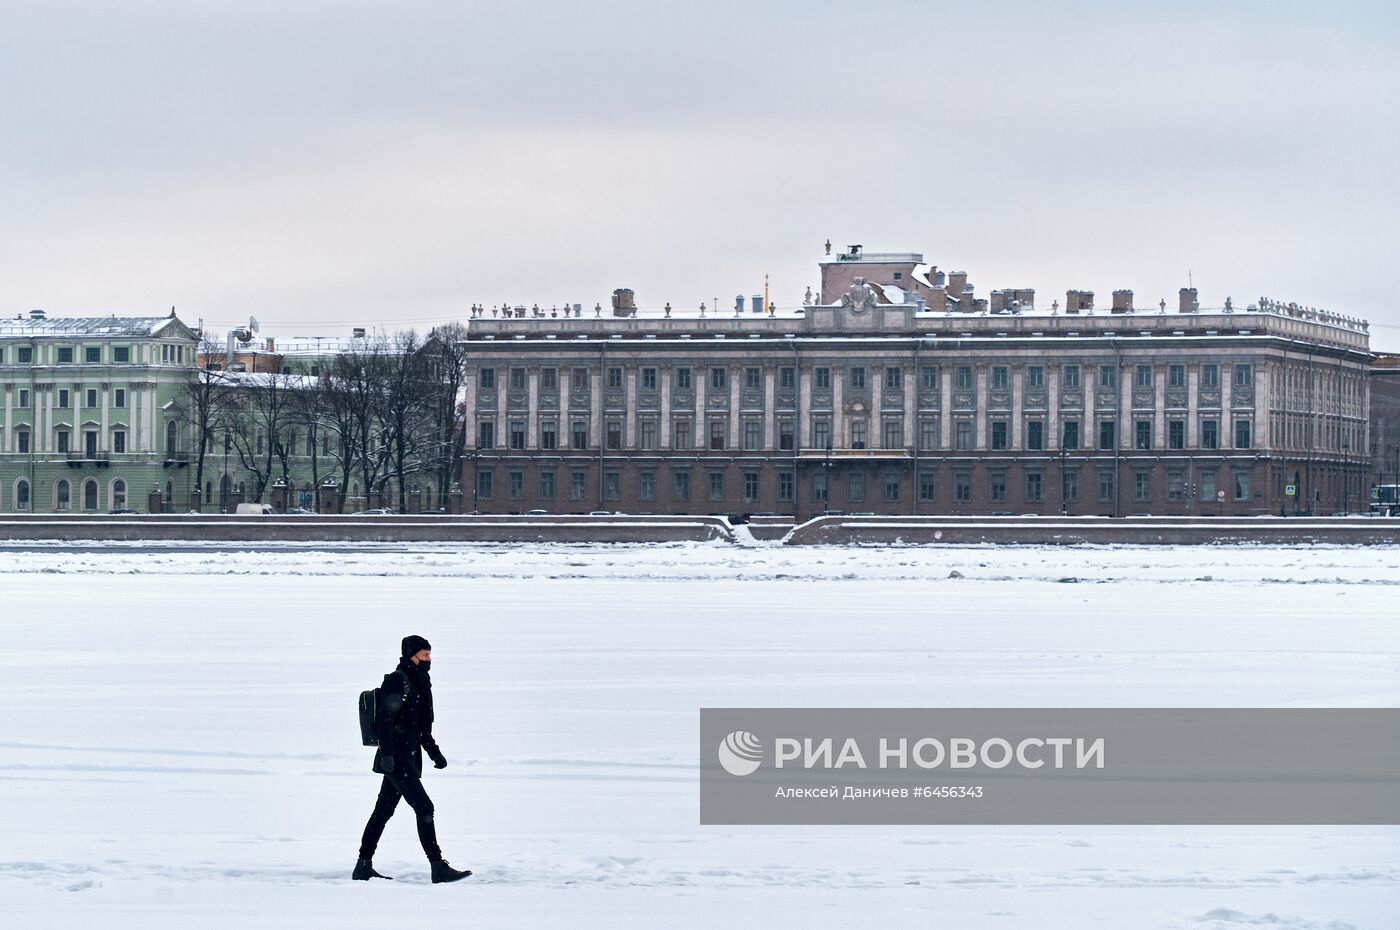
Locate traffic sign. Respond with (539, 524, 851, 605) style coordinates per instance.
(1285, 485, 1296, 496)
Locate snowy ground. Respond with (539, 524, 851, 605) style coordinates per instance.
(1, 542, 1397, 929)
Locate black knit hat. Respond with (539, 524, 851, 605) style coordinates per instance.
(401, 634, 432, 658)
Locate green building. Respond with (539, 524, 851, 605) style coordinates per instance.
(1, 310, 201, 513)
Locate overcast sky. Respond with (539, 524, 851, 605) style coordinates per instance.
(3, 1, 1397, 346)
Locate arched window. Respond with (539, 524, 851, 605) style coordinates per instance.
(112, 479, 127, 510)
(165, 421, 178, 455)
(56, 479, 71, 511)
(83, 479, 98, 511)
(16, 479, 30, 511)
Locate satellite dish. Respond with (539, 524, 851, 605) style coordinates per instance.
(249, 316, 260, 333)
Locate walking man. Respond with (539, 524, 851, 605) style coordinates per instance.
(354, 635, 471, 883)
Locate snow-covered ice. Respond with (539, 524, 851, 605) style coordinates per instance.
(1, 542, 1396, 929)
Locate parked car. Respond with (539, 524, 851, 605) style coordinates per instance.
(352, 508, 396, 515)
(235, 503, 275, 515)
(525, 509, 549, 515)
(109, 508, 139, 515)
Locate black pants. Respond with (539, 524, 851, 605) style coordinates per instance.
(358, 768, 441, 862)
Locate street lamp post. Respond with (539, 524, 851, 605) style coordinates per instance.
(1059, 444, 1069, 516)
(1341, 441, 1349, 515)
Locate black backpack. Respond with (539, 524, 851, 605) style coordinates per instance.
(359, 671, 408, 746)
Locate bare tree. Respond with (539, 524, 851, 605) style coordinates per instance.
(185, 333, 238, 509)
(225, 371, 297, 503)
(422, 322, 470, 509)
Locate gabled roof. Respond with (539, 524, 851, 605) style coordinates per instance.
(0, 313, 200, 339)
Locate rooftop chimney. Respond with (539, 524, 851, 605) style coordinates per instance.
(1111, 290, 1134, 314)
(1178, 287, 1199, 313)
(611, 288, 637, 318)
(1066, 290, 1094, 314)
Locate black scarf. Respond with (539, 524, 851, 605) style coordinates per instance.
(397, 657, 434, 726)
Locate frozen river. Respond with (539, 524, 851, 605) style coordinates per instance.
(2, 542, 1396, 929)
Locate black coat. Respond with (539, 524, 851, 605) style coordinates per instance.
(373, 659, 443, 777)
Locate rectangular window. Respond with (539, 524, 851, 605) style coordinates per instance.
(1233, 471, 1251, 500)
(642, 368, 657, 390)
(607, 367, 622, 389)
(571, 420, 588, 450)
(476, 471, 493, 500)
(956, 366, 973, 389)
(850, 367, 866, 390)
(955, 472, 971, 502)
(1233, 419, 1252, 450)
(606, 420, 622, 450)
(113, 431, 126, 454)
(1201, 364, 1219, 388)
(919, 418, 938, 451)
(1098, 470, 1115, 502)
(1135, 365, 1152, 388)
(1169, 365, 1186, 387)
(991, 366, 1008, 389)
(885, 367, 903, 390)
(639, 471, 656, 502)
(990, 471, 1007, 501)
(85, 389, 98, 408)
(114, 388, 126, 408)
(540, 471, 556, 500)
(1167, 470, 1184, 501)
(510, 367, 526, 390)
(1062, 420, 1081, 450)
(778, 472, 794, 502)
(571, 368, 588, 391)
(882, 419, 902, 449)
(991, 420, 1008, 450)
(1234, 364, 1253, 387)
(743, 419, 762, 451)
(780, 367, 795, 389)
(540, 421, 558, 450)
(676, 367, 692, 390)
(18, 389, 30, 409)
(1062, 365, 1080, 389)
(1028, 366, 1044, 388)
(847, 471, 865, 503)
(673, 418, 692, 450)
(814, 367, 831, 390)
(778, 419, 794, 451)
(305, 433, 314, 456)
(569, 471, 588, 501)
(1168, 420, 1185, 450)
(709, 419, 726, 450)
(744, 367, 761, 390)
(882, 472, 900, 502)
(955, 420, 973, 451)
(1201, 419, 1219, 449)
(673, 471, 690, 501)
(1135, 470, 1151, 501)
(85, 346, 100, 363)
(1025, 472, 1043, 502)
(18, 347, 33, 363)
(1063, 469, 1079, 502)
(710, 367, 727, 390)
(541, 367, 558, 390)
(850, 419, 867, 450)
(813, 418, 832, 451)
(1135, 420, 1152, 450)
(604, 472, 620, 501)
(58, 389, 70, 409)
(918, 471, 936, 502)
(478, 421, 495, 448)
(1099, 365, 1116, 388)
(920, 366, 938, 391)
(480, 368, 496, 389)
(742, 471, 759, 501)
(18, 430, 31, 453)
(812, 471, 828, 503)
(58, 347, 74, 364)
(1027, 420, 1044, 451)
(708, 471, 725, 501)
(510, 421, 526, 450)
(509, 471, 524, 500)
(1098, 420, 1116, 450)
(640, 419, 658, 450)
(1200, 471, 1217, 502)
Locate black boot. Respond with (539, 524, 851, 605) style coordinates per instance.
(353, 857, 393, 881)
(430, 859, 472, 884)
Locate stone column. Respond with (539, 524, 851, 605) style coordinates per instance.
(728, 366, 741, 449)
(870, 364, 883, 446)
(975, 365, 987, 450)
(902, 365, 915, 452)
(763, 368, 776, 449)
(939, 367, 952, 448)
(1153, 366, 1166, 449)
(590, 363, 602, 447)
(496, 372, 509, 450)
(462, 367, 477, 450)
(625, 368, 637, 448)
(832, 367, 844, 447)
(659, 365, 672, 448)
(557, 363, 570, 446)
(1048, 365, 1060, 451)
(1011, 366, 1024, 449)
(527, 369, 539, 449)
(694, 364, 706, 448)
(799, 367, 813, 447)
(1187, 367, 1200, 447)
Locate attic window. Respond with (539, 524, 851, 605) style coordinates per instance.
(893, 272, 902, 280)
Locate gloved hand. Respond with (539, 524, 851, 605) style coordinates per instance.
(429, 748, 447, 770)
(379, 752, 395, 773)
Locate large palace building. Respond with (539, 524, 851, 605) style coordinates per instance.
(461, 246, 1372, 519)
